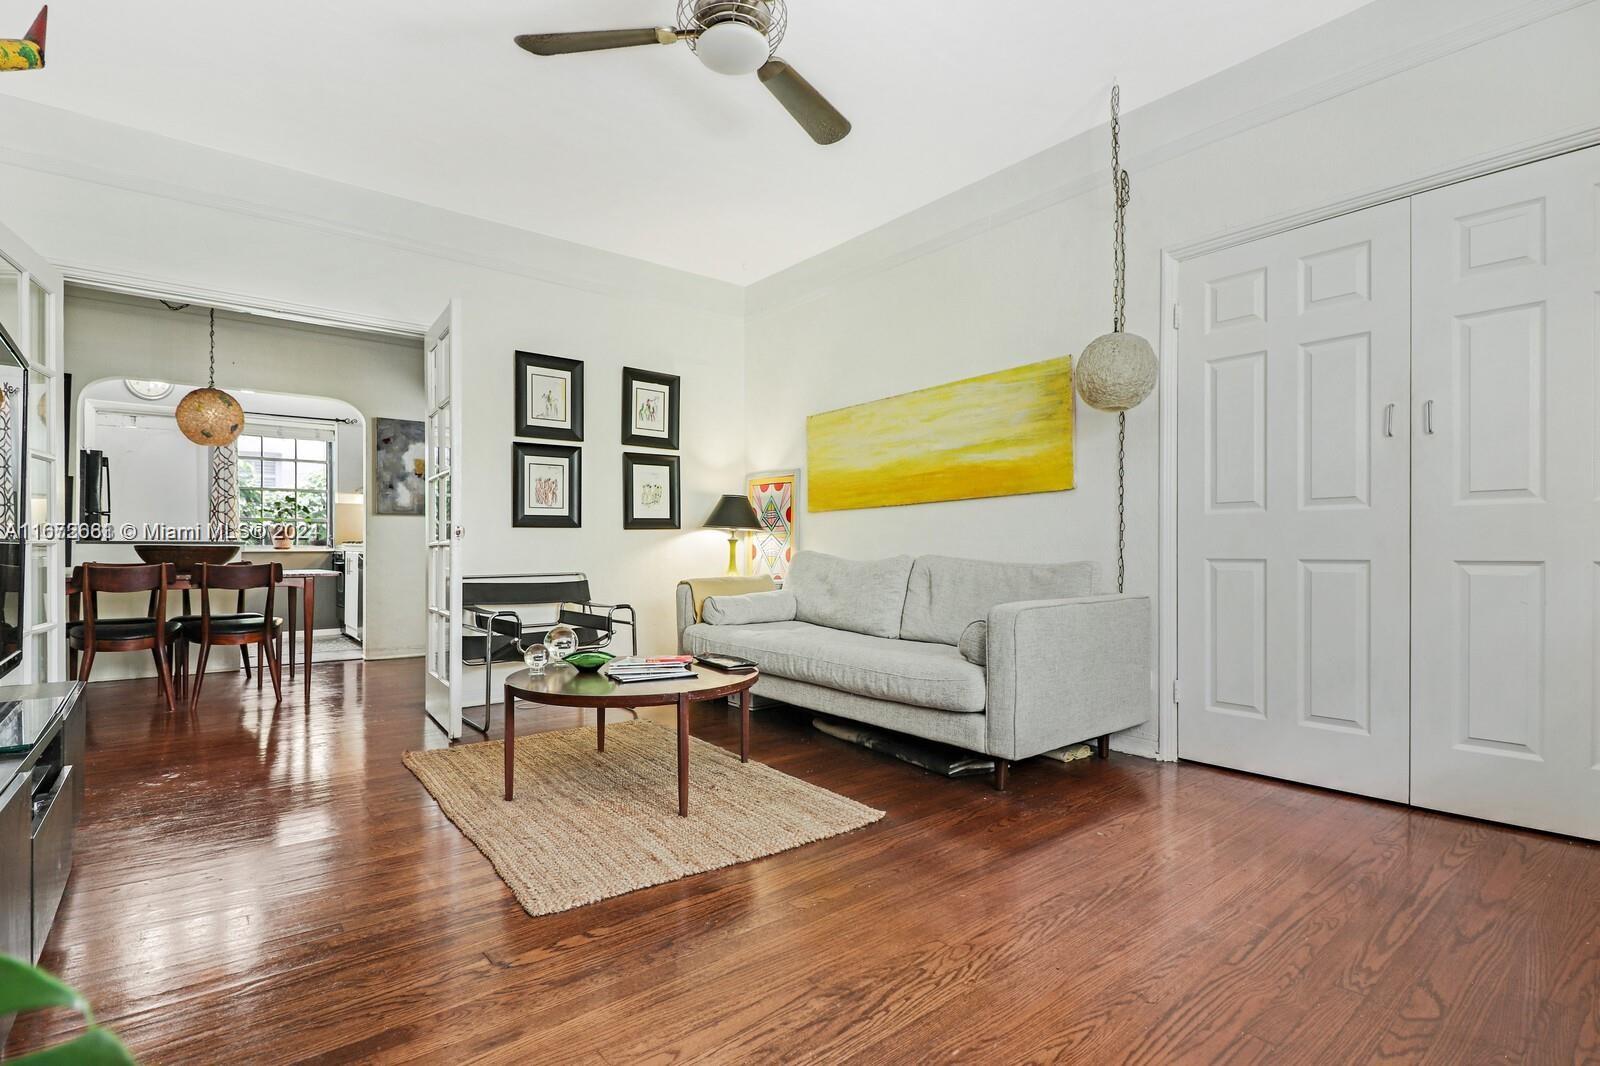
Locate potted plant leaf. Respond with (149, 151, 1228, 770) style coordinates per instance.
(0, 953, 134, 1063)
(262, 495, 298, 550)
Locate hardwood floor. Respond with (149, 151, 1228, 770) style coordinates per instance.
(6, 659, 1598, 1064)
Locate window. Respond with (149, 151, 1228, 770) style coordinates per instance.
(237, 429, 333, 545)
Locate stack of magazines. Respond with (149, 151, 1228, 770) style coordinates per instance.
(605, 655, 698, 684)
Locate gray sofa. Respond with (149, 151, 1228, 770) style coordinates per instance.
(677, 551, 1151, 788)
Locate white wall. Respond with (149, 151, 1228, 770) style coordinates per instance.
(743, 0, 1600, 755)
(0, 102, 747, 661)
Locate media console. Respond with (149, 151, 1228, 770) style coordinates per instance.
(0, 682, 85, 1046)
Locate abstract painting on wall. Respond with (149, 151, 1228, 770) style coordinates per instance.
(373, 417, 425, 515)
(746, 470, 798, 584)
(806, 356, 1074, 512)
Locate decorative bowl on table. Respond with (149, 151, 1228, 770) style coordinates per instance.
(563, 651, 616, 673)
(133, 543, 239, 575)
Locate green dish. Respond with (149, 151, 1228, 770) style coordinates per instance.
(563, 651, 616, 673)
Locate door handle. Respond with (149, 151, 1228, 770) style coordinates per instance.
(1422, 400, 1436, 436)
(1383, 403, 1395, 438)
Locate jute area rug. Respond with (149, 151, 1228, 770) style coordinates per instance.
(404, 720, 884, 917)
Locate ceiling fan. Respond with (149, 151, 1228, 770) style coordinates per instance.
(515, 1, 851, 145)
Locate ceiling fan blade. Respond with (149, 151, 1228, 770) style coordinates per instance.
(515, 28, 678, 56)
(758, 60, 851, 145)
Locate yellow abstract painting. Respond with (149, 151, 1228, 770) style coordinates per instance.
(807, 357, 1074, 512)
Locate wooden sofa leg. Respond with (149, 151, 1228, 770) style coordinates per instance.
(1097, 734, 1110, 760)
(993, 759, 1009, 791)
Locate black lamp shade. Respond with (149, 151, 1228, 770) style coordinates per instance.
(704, 494, 761, 531)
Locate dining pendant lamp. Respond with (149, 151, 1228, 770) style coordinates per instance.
(176, 308, 244, 447)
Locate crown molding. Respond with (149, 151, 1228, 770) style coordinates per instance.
(0, 112, 745, 320)
(744, 0, 1594, 318)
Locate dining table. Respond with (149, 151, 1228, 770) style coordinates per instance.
(66, 567, 340, 701)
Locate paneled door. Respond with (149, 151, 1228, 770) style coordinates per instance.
(1177, 200, 1412, 800)
(424, 300, 464, 740)
(0, 221, 65, 683)
(1410, 146, 1600, 839)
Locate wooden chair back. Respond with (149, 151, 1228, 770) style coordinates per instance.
(77, 561, 176, 644)
(193, 562, 280, 638)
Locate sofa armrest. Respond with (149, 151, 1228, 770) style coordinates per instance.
(675, 582, 697, 653)
(985, 594, 1152, 761)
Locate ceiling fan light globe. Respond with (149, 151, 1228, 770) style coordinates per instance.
(694, 21, 769, 75)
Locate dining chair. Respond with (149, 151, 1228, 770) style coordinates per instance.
(67, 561, 179, 713)
(177, 562, 284, 711)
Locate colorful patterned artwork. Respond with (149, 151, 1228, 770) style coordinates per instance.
(0, 7, 46, 71)
(807, 357, 1074, 512)
(747, 470, 799, 585)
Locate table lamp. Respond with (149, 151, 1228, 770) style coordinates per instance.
(704, 494, 762, 575)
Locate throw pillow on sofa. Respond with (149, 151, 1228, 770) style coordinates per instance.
(787, 551, 914, 639)
(958, 620, 987, 666)
(702, 589, 798, 626)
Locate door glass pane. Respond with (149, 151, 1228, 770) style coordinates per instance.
(28, 630, 48, 681)
(28, 455, 50, 527)
(0, 260, 17, 342)
(29, 545, 49, 627)
(26, 280, 45, 367)
(28, 369, 48, 450)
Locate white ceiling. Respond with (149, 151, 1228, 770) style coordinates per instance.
(0, 1, 1372, 283)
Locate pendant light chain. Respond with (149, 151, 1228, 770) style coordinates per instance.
(208, 308, 217, 389)
(1109, 84, 1131, 594)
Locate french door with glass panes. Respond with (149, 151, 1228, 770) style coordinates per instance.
(0, 221, 65, 683)
(424, 300, 464, 739)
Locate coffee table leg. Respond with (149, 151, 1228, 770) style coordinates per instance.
(740, 686, 751, 763)
(596, 706, 605, 752)
(677, 694, 690, 817)
(504, 693, 516, 801)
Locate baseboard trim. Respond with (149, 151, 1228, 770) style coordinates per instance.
(1110, 733, 1159, 761)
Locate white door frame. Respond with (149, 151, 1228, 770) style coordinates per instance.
(1154, 124, 1600, 762)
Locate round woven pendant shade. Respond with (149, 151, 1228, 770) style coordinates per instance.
(176, 386, 244, 446)
(1075, 331, 1157, 413)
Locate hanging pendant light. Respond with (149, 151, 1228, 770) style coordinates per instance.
(1077, 84, 1157, 415)
(1075, 84, 1157, 595)
(176, 308, 244, 446)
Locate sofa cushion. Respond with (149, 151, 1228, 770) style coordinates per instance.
(683, 619, 987, 713)
(958, 620, 987, 666)
(787, 551, 914, 639)
(900, 555, 1100, 645)
(702, 589, 797, 626)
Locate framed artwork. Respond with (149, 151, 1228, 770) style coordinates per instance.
(514, 351, 584, 441)
(621, 367, 680, 450)
(747, 470, 799, 585)
(807, 356, 1074, 511)
(373, 417, 425, 515)
(512, 442, 581, 528)
(622, 452, 680, 530)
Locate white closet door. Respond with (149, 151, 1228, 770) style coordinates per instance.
(1410, 146, 1600, 840)
(1177, 200, 1412, 800)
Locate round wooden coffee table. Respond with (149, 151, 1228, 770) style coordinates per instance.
(502, 663, 759, 816)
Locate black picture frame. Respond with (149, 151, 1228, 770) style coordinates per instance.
(620, 367, 680, 450)
(512, 442, 582, 528)
(622, 452, 681, 530)
(514, 351, 584, 442)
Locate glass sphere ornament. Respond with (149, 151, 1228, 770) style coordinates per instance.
(521, 640, 549, 675)
(1075, 331, 1157, 413)
(543, 623, 579, 662)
